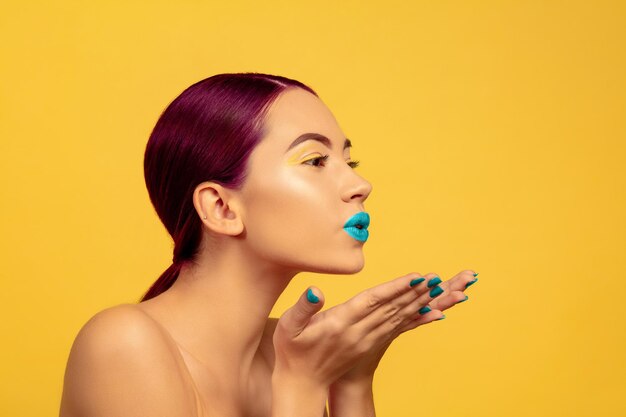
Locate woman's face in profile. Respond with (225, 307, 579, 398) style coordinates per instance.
(238, 88, 373, 274)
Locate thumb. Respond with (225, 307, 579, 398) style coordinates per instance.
(280, 287, 325, 337)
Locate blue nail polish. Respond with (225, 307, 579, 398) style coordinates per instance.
(473, 272, 479, 277)
(307, 288, 319, 303)
(410, 278, 425, 287)
(457, 295, 469, 303)
(429, 286, 443, 298)
(418, 306, 431, 314)
(427, 277, 442, 288)
(436, 315, 446, 321)
(465, 278, 478, 289)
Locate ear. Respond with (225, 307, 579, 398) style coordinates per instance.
(193, 181, 244, 236)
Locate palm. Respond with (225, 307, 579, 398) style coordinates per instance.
(333, 271, 477, 384)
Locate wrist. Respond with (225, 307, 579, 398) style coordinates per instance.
(271, 371, 328, 417)
(331, 374, 374, 393)
(329, 378, 373, 401)
(329, 378, 375, 417)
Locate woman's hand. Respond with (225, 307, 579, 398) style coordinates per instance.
(273, 270, 477, 388)
(330, 270, 478, 386)
(324, 270, 478, 417)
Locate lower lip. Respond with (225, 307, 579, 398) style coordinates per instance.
(344, 226, 369, 242)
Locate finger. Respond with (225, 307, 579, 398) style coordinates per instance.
(355, 274, 447, 335)
(406, 275, 474, 322)
(428, 290, 468, 311)
(396, 308, 446, 334)
(438, 270, 478, 293)
(363, 271, 476, 340)
(363, 306, 445, 347)
(395, 282, 474, 335)
(340, 272, 427, 323)
(358, 272, 442, 328)
(391, 286, 461, 329)
(279, 287, 325, 337)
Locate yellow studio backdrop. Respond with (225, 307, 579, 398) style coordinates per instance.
(1, 1, 624, 416)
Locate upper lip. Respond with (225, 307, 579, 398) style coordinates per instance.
(344, 211, 370, 229)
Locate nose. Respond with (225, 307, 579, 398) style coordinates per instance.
(341, 169, 373, 204)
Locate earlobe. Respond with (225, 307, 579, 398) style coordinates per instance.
(193, 182, 244, 236)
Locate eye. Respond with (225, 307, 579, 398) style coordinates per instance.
(302, 154, 329, 167)
(347, 160, 360, 169)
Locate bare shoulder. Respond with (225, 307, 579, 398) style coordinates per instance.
(60, 304, 201, 417)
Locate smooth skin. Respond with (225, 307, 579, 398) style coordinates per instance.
(59, 88, 477, 417)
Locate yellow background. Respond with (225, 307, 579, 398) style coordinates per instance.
(1, 1, 625, 416)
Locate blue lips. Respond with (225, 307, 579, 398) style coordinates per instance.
(343, 212, 370, 242)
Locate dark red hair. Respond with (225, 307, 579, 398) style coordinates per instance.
(141, 73, 317, 301)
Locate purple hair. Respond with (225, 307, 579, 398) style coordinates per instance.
(141, 73, 317, 301)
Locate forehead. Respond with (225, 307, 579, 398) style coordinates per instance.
(260, 88, 346, 150)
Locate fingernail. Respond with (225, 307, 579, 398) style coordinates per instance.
(473, 272, 479, 277)
(307, 288, 319, 303)
(457, 295, 469, 303)
(410, 278, 425, 287)
(429, 286, 444, 298)
(427, 277, 442, 288)
(465, 278, 478, 289)
(418, 306, 431, 314)
(436, 315, 446, 321)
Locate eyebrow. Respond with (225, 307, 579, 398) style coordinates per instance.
(285, 133, 352, 152)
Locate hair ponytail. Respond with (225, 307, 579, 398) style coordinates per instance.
(141, 262, 182, 301)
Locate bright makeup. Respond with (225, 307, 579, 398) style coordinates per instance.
(306, 288, 320, 304)
(343, 211, 370, 242)
(286, 146, 319, 165)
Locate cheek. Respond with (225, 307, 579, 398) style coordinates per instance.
(241, 173, 338, 258)
(246, 175, 320, 233)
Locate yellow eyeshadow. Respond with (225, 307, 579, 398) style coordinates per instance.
(286, 148, 321, 165)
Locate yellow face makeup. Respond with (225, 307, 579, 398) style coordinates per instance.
(286, 146, 322, 165)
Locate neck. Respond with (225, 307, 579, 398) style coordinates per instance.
(146, 239, 297, 387)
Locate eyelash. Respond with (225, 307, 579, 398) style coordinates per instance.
(303, 154, 360, 169)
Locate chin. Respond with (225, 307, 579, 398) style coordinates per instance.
(306, 253, 365, 275)
(333, 263, 365, 275)
(271, 240, 366, 275)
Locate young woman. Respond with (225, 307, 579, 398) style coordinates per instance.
(60, 73, 478, 417)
